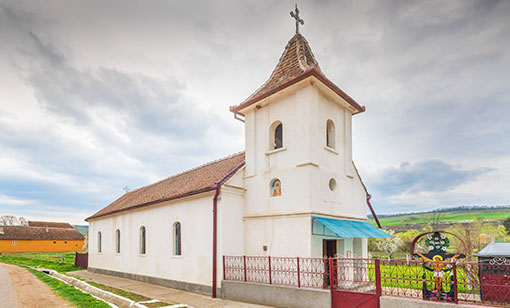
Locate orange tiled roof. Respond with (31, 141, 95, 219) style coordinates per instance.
(230, 34, 364, 114)
(86, 152, 245, 221)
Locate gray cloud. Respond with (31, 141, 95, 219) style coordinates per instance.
(1, 1, 509, 221)
(367, 160, 494, 196)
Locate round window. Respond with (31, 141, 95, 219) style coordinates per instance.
(329, 178, 337, 191)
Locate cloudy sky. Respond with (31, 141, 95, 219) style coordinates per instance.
(1, 0, 509, 224)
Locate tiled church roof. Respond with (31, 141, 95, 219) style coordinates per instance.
(230, 34, 364, 114)
(86, 152, 245, 221)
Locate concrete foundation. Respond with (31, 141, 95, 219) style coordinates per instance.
(221, 280, 330, 308)
(380, 296, 491, 308)
(88, 267, 216, 296)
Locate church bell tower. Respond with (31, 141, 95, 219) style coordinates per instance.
(229, 6, 384, 258)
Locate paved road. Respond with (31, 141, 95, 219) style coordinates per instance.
(0, 264, 18, 308)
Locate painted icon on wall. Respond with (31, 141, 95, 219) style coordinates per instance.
(271, 179, 281, 197)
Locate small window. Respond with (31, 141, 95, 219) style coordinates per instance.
(115, 229, 120, 254)
(140, 226, 146, 255)
(174, 222, 181, 256)
(271, 178, 282, 197)
(270, 121, 283, 150)
(329, 178, 337, 191)
(326, 120, 336, 149)
(98, 231, 102, 253)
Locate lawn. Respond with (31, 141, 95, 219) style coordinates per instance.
(0, 254, 80, 272)
(357, 262, 480, 295)
(82, 279, 173, 306)
(27, 267, 111, 308)
(6, 252, 77, 264)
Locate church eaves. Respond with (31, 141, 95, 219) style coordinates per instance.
(230, 34, 365, 115)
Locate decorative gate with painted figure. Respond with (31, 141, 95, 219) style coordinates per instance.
(329, 258, 381, 308)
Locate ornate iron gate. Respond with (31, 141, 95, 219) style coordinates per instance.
(329, 258, 381, 308)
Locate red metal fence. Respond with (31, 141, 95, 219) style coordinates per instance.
(224, 256, 510, 306)
(223, 255, 327, 289)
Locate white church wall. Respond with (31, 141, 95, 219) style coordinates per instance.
(218, 169, 246, 283)
(242, 81, 369, 259)
(308, 91, 367, 220)
(88, 192, 217, 287)
(244, 85, 316, 218)
(244, 215, 312, 257)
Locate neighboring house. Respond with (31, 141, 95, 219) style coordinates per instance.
(0, 221, 85, 253)
(86, 30, 389, 296)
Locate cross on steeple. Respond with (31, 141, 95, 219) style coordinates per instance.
(123, 186, 130, 194)
(290, 4, 304, 34)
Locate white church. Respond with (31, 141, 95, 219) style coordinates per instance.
(86, 11, 389, 298)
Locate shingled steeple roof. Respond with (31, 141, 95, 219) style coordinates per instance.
(245, 33, 320, 101)
(230, 34, 365, 114)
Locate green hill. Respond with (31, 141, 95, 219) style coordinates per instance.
(72, 225, 88, 235)
(370, 208, 510, 228)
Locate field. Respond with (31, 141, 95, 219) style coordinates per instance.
(0, 252, 81, 272)
(370, 209, 510, 227)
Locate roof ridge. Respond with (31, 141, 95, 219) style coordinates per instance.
(121, 151, 245, 197)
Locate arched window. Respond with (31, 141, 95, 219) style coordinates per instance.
(174, 222, 181, 256)
(97, 231, 102, 253)
(270, 121, 283, 150)
(270, 178, 282, 197)
(140, 226, 146, 255)
(326, 120, 336, 149)
(115, 229, 120, 254)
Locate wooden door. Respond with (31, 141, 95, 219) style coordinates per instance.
(323, 240, 337, 287)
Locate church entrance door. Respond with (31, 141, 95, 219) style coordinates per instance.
(323, 240, 337, 287)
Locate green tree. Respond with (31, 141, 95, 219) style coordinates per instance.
(503, 217, 510, 235)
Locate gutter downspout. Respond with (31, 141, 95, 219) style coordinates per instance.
(367, 194, 382, 229)
(211, 161, 245, 298)
(212, 184, 220, 298)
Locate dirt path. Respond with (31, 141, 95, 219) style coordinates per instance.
(1, 264, 74, 308)
(0, 264, 17, 308)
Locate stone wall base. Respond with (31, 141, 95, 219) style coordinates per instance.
(221, 280, 331, 308)
(87, 267, 218, 296)
(380, 296, 492, 308)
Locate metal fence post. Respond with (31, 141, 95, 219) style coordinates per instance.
(243, 255, 247, 282)
(453, 262, 458, 304)
(297, 256, 301, 288)
(328, 258, 335, 290)
(329, 258, 334, 307)
(268, 256, 272, 284)
(375, 259, 382, 302)
(222, 255, 226, 280)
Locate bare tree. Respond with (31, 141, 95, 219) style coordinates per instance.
(0, 215, 27, 226)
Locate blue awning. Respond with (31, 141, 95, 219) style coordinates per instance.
(312, 216, 391, 238)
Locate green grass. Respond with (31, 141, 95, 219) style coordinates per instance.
(82, 280, 173, 306)
(5, 252, 77, 264)
(27, 267, 111, 308)
(370, 209, 510, 227)
(359, 262, 479, 295)
(0, 254, 80, 272)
